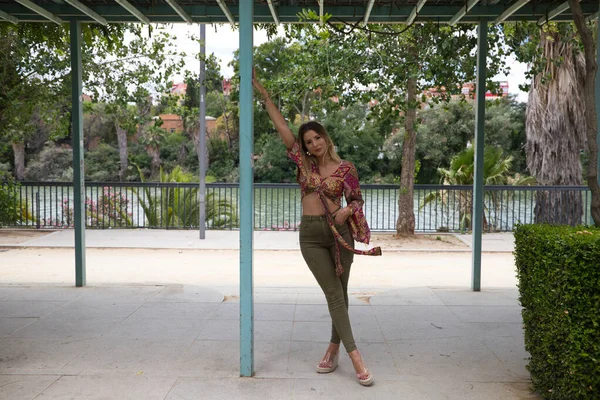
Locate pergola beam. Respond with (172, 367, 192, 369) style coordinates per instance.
(216, 0, 236, 26)
(267, 0, 280, 24)
(114, 0, 150, 24)
(495, 0, 530, 24)
(537, 0, 580, 25)
(363, 0, 376, 25)
(15, 0, 62, 25)
(407, 0, 427, 25)
(0, 9, 18, 24)
(448, 0, 479, 25)
(165, 0, 192, 23)
(64, 0, 108, 25)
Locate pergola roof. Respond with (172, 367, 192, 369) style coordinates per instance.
(0, 0, 598, 26)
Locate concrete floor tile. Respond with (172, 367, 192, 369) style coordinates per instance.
(0, 338, 95, 374)
(128, 302, 219, 320)
(0, 374, 60, 400)
(292, 379, 539, 400)
(255, 304, 296, 321)
(255, 320, 294, 341)
(108, 317, 209, 340)
(36, 375, 177, 400)
(296, 293, 327, 305)
(449, 305, 523, 323)
(196, 319, 238, 341)
(211, 303, 239, 320)
(433, 288, 520, 306)
(291, 321, 331, 343)
(8, 317, 123, 340)
(165, 377, 295, 400)
(388, 337, 516, 382)
(176, 340, 238, 376)
(254, 341, 291, 378)
(75, 285, 164, 302)
(0, 301, 66, 318)
(351, 312, 386, 344)
(370, 287, 445, 306)
(0, 286, 85, 302)
(294, 304, 330, 322)
(150, 285, 225, 303)
(373, 305, 467, 340)
(47, 300, 143, 320)
(465, 322, 524, 338)
(483, 335, 531, 381)
(254, 292, 298, 304)
(0, 318, 37, 337)
(65, 338, 192, 375)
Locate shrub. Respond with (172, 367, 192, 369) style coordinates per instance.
(86, 144, 120, 181)
(0, 163, 34, 226)
(514, 224, 600, 399)
(24, 145, 73, 181)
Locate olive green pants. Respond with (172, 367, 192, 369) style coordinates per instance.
(299, 215, 356, 353)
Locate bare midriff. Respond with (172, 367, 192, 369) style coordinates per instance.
(301, 192, 339, 216)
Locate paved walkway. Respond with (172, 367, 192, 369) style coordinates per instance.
(0, 230, 536, 399)
(0, 229, 516, 252)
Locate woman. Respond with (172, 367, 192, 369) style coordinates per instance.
(253, 70, 382, 386)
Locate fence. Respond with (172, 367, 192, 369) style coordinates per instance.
(2, 181, 594, 232)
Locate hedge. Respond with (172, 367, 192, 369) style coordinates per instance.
(514, 224, 600, 399)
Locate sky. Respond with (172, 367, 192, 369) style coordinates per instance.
(167, 24, 530, 102)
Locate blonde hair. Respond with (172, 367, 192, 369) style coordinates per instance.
(297, 121, 341, 178)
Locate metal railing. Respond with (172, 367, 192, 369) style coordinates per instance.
(2, 182, 594, 232)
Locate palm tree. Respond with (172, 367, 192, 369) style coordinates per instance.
(132, 165, 237, 229)
(526, 29, 587, 226)
(421, 146, 535, 231)
(140, 124, 167, 176)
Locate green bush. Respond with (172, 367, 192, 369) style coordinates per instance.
(0, 163, 34, 226)
(514, 224, 600, 399)
(24, 145, 73, 181)
(86, 144, 120, 181)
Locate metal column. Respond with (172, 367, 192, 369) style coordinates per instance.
(199, 24, 207, 239)
(471, 18, 488, 292)
(239, 0, 255, 377)
(70, 20, 86, 287)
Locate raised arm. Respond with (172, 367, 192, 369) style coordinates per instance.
(252, 69, 296, 150)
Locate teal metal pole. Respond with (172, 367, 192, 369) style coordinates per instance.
(70, 20, 86, 287)
(199, 24, 207, 239)
(239, 0, 255, 377)
(471, 18, 488, 292)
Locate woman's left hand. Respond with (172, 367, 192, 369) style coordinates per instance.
(334, 207, 352, 225)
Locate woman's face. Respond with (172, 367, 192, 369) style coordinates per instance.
(303, 130, 327, 157)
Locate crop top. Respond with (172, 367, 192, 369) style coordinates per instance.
(288, 140, 382, 276)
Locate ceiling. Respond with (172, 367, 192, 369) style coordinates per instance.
(0, 0, 597, 26)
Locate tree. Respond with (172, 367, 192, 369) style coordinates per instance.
(505, 22, 595, 225)
(422, 146, 535, 231)
(416, 98, 527, 183)
(0, 23, 126, 179)
(183, 53, 224, 109)
(85, 25, 185, 181)
(289, 19, 508, 234)
(321, 103, 385, 181)
(140, 122, 167, 176)
(567, 3, 600, 225)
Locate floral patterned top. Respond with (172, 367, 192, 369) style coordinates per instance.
(288, 140, 382, 276)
